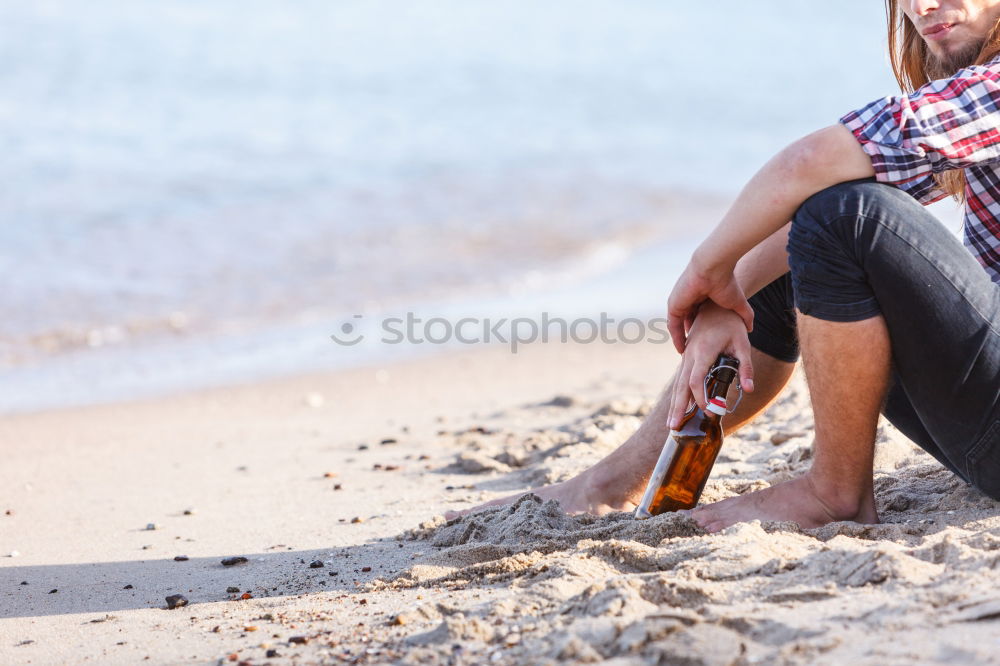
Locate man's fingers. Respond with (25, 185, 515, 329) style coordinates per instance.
(668, 359, 694, 429)
(687, 355, 713, 412)
(736, 300, 755, 334)
(667, 315, 687, 355)
(714, 280, 755, 334)
(734, 337, 755, 393)
(668, 371, 685, 429)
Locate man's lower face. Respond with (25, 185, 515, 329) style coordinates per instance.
(925, 36, 987, 78)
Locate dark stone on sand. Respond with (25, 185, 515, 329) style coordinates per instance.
(361, 566, 372, 572)
(222, 556, 249, 566)
(48, 589, 57, 594)
(289, 636, 308, 645)
(309, 560, 324, 568)
(770, 430, 807, 445)
(334, 484, 343, 490)
(227, 586, 240, 593)
(173, 555, 189, 562)
(123, 585, 133, 590)
(20, 581, 27, 585)
(165, 594, 188, 609)
(266, 649, 280, 658)
(358, 444, 369, 450)
(546, 395, 577, 408)
(380, 438, 398, 445)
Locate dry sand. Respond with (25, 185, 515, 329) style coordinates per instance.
(3, 339, 1000, 665)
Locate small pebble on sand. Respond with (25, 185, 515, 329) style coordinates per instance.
(221, 557, 248, 566)
(227, 587, 240, 593)
(165, 594, 188, 609)
(174, 555, 189, 562)
(770, 431, 807, 445)
(145, 523, 159, 531)
(546, 395, 577, 408)
(309, 560, 324, 568)
(351, 516, 364, 524)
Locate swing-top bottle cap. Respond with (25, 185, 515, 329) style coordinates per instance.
(707, 396, 727, 415)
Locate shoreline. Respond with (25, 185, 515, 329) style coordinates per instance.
(0, 225, 713, 417)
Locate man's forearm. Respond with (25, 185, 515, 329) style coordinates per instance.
(734, 223, 790, 297)
(693, 124, 875, 277)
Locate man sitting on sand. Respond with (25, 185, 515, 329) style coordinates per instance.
(458, 0, 1000, 531)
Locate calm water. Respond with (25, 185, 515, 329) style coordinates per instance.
(2, 1, 936, 410)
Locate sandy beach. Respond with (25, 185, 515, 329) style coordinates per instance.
(3, 338, 1000, 665)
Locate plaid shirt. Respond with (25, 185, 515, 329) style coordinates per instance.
(840, 56, 1000, 283)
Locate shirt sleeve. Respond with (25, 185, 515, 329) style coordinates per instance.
(839, 61, 1000, 205)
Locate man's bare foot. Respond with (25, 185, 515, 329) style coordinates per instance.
(690, 474, 879, 533)
(443, 469, 640, 520)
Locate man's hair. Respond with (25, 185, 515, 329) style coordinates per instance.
(885, 0, 1000, 199)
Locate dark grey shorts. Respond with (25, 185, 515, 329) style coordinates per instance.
(747, 179, 1000, 499)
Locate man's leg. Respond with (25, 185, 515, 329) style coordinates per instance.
(694, 179, 1000, 532)
(448, 344, 795, 518)
(692, 314, 887, 531)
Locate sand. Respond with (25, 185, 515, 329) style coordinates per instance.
(3, 339, 1000, 665)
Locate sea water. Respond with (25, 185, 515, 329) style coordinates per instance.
(0, 1, 959, 412)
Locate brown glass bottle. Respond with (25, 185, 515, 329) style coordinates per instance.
(634, 355, 739, 519)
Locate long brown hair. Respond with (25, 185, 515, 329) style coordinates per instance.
(884, 0, 1000, 200)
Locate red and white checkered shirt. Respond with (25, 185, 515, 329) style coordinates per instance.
(840, 56, 1000, 282)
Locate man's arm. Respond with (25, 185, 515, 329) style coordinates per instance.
(663, 125, 874, 427)
(734, 222, 790, 297)
(666, 123, 874, 350)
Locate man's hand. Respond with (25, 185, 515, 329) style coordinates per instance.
(667, 302, 755, 429)
(666, 258, 754, 355)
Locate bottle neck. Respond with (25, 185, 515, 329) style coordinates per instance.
(705, 377, 734, 417)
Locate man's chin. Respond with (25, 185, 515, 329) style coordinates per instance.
(926, 39, 986, 79)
